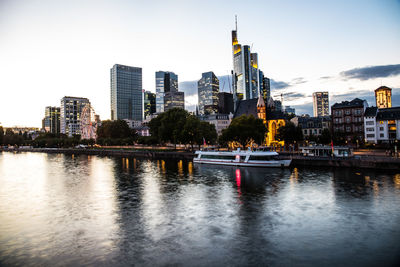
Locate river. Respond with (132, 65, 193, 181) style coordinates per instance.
(0, 152, 399, 266)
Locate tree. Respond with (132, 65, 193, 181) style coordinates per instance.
(148, 108, 189, 147)
(219, 115, 266, 148)
(276, 122, 303, 145)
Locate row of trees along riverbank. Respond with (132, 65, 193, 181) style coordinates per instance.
(1, 107, 363, 150)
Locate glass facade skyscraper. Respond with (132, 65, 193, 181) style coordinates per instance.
(164, 91, 184, 111)
(155, 71, 178, 113)
(43, 106, 60, 134)
(144, 91, 156, 119)
(232, 24, 260, 104)
(198, 72, 219, 115)
(110, 64, 143, 121)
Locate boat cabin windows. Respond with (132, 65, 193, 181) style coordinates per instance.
(249, 155, 276, 161)
(201, 154, 236, 160)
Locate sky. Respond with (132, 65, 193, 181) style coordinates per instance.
(1, 0, 400, 127)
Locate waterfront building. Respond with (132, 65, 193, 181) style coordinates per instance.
(155, 71, 178, 113)
(291, 116, 331, 137)
(198, 72, 219, 115)
(231, 20, 260, 104)
(375, 86, 392, 109)
(60, 96, 90, 136)
(110, 64, 143, 121)
(144, 91, 156, 119)
(218, 92, 234, 114)
(331, 98, 368, 143)
(313, 92, 329, 117)
(199, 113, 233, 136)
(42, 106, 60, 134)
(284, 106, 295, 115)
(364, 106, 400, 144)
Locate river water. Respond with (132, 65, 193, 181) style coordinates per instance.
(0, 152, 399, 266)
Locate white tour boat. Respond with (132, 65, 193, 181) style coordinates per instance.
(193, 148, 291, 168)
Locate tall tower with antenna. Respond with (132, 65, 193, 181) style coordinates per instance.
(231, 16, 260, 108)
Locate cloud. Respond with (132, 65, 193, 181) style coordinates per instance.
(270, 79, 290, 90)
(340, 64, 400, 81)
(291, 77, 307, 85)
(319, 76, 332, 80)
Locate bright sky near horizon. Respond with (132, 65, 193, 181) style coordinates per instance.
(1, 0, 400, 127)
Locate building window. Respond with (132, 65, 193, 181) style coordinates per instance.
(380, 127, 384, 131)
(366, 121, 374, 125)
(380, 133, 384, 138)
(346, 126, 351, 132)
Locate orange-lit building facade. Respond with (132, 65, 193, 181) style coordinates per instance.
(375, 86, 392, 109)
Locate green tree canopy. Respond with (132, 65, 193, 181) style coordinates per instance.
(97, 120, 136, 139)
(276, 121, 303, 145)
(148, 109, 217, 148)
(219, 115, 266, 148)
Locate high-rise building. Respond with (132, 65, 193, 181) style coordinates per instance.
(164, 91, 184, 111)
(231, 19, 260, 104)
(43, 106, 60, 134)
(218, 92, 234, 114)
(375, 86, 392, 109)
(198, 72, 219, 115)
(60, 96, 90, 136)
(155, 71, 178, 113)
(262, 77, 271, 101)
(274, 100, 282, 112)
(144, 91, 156, 119)
(313, 92, 329, 117)
(284, 106, 295, 115)
(110, 64, 143, 121)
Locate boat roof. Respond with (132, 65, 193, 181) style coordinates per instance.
(195, 150, 279, 156)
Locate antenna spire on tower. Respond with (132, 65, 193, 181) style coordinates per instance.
(235, 15, 237, 31)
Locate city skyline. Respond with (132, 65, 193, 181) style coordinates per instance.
(1, 0, 400, 127)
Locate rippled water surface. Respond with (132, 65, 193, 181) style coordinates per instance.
(0, 152, 400, 266)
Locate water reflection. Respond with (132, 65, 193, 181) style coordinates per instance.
(0, 153, 399, 266)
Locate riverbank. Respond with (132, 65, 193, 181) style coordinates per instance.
(1, 147, 399, 170)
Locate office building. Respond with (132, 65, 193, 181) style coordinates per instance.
(42, 106, 60, 134)
(198, 72, 219, 115)
(218, 92, 234, 114)
(164, 91, 184, 111)
(331, 98, 368, 143)
(144, 91, 156, 119)
(313, 92, 329, 117)
(156, 71, 178, 113)
(110, 64, 143, 121)
(60, 96, 90, 136)
(375, 86, 392, 109)
(262, 77, 271, 101)
(274, 100, 282, 112)
(231, 19, 260, 104)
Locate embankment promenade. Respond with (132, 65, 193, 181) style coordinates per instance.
(1, 147, 399, 171)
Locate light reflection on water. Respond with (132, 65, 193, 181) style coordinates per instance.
(0, 152, 400, 266)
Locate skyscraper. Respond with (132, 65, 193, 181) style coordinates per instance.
(164, 91, 184, 111)
(231, 18, 260, 105)
(198, 72, 219, 115)
(375, 86, 392, 109)
(262, 77, 271, 101)
(43, 106, 60, 134)
(143, 91, 156, 119)
(60, 96, 90, 136)
(313, 92, 329, 117)
(155, 71, 178, 113)
(110, 64, 143, 121)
